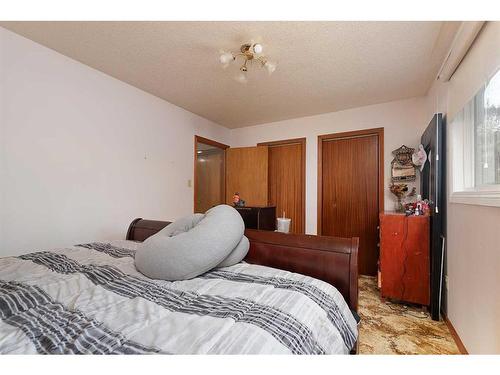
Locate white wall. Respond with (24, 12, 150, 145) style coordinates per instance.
(425, 22, 500, 354)
(230, 97, 428, 234)
(0, 27, 231, 256)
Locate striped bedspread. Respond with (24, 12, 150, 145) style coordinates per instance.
(0, 240, 358, 354)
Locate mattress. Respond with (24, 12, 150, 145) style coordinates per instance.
(0, 240, 358, 354)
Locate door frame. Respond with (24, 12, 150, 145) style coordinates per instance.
(317, 128, 384, 235)
(257, 137, 306, 234)
(194, 135, 229, 213)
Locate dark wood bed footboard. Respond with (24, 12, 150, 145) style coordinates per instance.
(244, 230, 360, 355)
(126, 218, 359, 312)
(244, 229, 359, 312)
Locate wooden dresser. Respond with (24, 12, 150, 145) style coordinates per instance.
(235, 206, 276, 231)
(379, 212, 430, 305)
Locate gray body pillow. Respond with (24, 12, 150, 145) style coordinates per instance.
(216, 235, 249, 268)
(159, 212, 249, 268)
(157, 213, 205, 237)
(135, 205, 245, 280)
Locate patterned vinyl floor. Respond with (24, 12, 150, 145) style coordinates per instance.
(358, 276, 460, 354)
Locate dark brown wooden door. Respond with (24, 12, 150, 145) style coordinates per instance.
(225, 146, 269, 206)
(260, 139, 305, 234)
(319, 129, 383, 275)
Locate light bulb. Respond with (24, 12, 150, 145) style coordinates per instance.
(219, 52, 233, 65)
(252, 43, 263, 54)
(264, 61, 277, 74)
(234, 72, 248, 84)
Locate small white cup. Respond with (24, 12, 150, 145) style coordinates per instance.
(276, 218, 291, 233)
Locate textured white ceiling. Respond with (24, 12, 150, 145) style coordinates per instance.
(1, 21, 460, 128)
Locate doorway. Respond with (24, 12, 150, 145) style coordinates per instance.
(318, 128, 384, 275)
(194, 136, 229, 213)
(258, 138, 306, 234)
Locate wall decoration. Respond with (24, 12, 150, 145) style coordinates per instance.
(391, 145, 416, 182)
(412, 144, 428, 171)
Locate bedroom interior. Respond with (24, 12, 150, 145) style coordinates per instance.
(0, 1, 499, 370)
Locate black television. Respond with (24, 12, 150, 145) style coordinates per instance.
(420, 113, 446, 321)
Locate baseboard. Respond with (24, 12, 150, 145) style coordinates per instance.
(443, 315, 468, 354)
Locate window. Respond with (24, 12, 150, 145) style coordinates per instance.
(450, 68, 500, 207)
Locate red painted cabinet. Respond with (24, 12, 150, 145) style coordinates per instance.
(379, 213, 430, 305)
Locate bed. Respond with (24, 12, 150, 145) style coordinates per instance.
(0, 219, 359, 355)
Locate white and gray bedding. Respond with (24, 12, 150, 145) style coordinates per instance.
(0, 240, 358, 354)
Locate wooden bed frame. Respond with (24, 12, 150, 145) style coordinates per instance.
(127, 218, 360, 354)
(126, 218, 359, 312)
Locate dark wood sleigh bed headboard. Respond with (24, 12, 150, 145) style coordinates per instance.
(126, 218, 359, 312)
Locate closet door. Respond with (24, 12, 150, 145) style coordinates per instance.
(318, 128, 383, 276)
(225, 146, 268, 206)
(259, 138, 306, 234)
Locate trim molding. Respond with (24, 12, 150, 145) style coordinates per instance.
(443, 315, 468, 354)
(450, 190, 500, 208)
(194, 135, 230, 151)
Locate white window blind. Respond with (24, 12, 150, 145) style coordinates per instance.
(449, 68, 500, 207)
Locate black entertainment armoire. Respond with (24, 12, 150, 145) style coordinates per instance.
(420, 113, 446, 321)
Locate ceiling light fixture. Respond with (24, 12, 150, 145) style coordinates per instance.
(219, 43, 277, 83)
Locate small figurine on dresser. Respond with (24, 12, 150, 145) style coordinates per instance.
(232, 192, 246, 207)
(415, 196, 423, 216)
(421, 199, 432, 215)
(404, 195, 433, 216)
